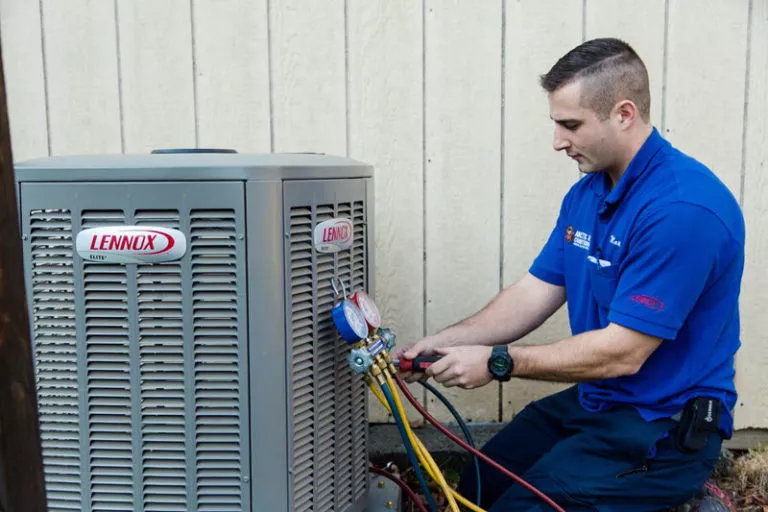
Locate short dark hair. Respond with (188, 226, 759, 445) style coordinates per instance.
(540, 38, 651, 122)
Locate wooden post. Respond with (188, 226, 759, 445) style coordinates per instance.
(0, 35, 48, 512)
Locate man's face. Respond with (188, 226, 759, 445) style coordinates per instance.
(547, 80, 620, 175)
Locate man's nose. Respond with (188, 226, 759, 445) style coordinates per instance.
(553, 129, 570, 151)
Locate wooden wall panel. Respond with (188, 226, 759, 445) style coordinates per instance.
(348, 0, 425, 422)
(735, 0, 768, 429)
(269, 0, 346, 154)
(664, 0, 749, 196)
(501, 0, 583, 419)
(42, 0, 121, 155)
(424, 0, 502, 423)
(0, 0, 49, 161)
(1, 0, 764, 428)
(117, 0, 196, 153)
(192, 0, 271, 152)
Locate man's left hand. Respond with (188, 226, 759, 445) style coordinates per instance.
(425, 346, 494, 389)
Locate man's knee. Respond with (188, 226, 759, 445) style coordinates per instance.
(487, 474, 593, 512)
(457, 401, 566, 508)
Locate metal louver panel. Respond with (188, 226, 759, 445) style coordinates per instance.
(351, 200, 369, 501)
(289, 206, 315, 512)
(29, 209, 81, 512)
(288, 191, 370, 512)
(314, 205, 336, 512)
(135, 211, 188, 511)
(191, 209, 243, 512)
(334, 203, 354, 509)
(81, 210, 134, 511)
(23, 182, 249, 512)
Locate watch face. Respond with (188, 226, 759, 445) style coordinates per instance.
(491, 358, 508, 374)
(488, 347, 512, 380)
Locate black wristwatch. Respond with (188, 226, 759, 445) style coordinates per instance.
(488, 345, 514, 382)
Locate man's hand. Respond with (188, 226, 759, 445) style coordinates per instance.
(391, 333, 450, 383)
(425, 346, 494, 389)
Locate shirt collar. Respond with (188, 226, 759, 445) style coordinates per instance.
(593, 127, 668, 215)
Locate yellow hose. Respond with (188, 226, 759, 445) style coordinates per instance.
(384, 371, 461, 512)
(410, 424, 486, 512)
(368, 378, 486, 512)
(369, 370, 486, 512)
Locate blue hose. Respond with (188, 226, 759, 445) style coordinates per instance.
(421, 380, 482, 507)
(380, 381, 439, 512)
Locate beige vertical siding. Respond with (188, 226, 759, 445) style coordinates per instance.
(117, 1, 197, 153)
(423, 0, 502, 423)
(42, 0, 122, 155)
(0, 0, 765, 428)
(347, 0, 425, 422)
(664, 0, 749, 197)
(0, 0, 48, 160)
(500, 0, 583, 421)
(193, 0, 272, 152)
(737, 0, 768, 429)
(270, 0, 346, 154)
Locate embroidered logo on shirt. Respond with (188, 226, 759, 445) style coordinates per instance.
(587, 255, 612, 268)
(565, 226, 591, 250)
(573, 230, 591, 251)
(565, 225, 575, 243)
(631, 294, 665, 310)
(609, 235, 622, 247)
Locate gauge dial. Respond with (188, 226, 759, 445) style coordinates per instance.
(352, 290, 381, 329)
(332, 299, 369, 343)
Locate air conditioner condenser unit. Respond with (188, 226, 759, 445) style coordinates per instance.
(15, 151, 400, 512)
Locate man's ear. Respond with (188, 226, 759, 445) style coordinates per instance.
(615, 100, 638, 129)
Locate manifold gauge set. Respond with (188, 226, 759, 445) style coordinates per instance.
(330, 278, 395, 375)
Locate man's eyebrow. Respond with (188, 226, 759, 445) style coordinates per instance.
(550, 117, 582, 125)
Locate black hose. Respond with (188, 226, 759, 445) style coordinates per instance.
(420, 380, 482, 506)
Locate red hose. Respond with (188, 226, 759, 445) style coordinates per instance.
(370, 466, 429, 512)
(394, 374, 567, 512)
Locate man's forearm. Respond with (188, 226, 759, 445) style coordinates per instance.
(507, 324, 662, 382)
(437, 273, 566, 348)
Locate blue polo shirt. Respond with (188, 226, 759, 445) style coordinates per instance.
(529, 128, 744, 437)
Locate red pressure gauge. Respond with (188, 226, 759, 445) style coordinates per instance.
(351, 290, 381, 330)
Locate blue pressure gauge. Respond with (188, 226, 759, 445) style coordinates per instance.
(332, 299, 369, 343)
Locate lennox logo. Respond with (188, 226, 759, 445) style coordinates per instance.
(313, 218, 354, 253)
(631, 294, 665, 311)
(76, 226, 187, 264)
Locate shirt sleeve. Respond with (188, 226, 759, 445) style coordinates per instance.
(608, 202, 731, 339)
(529, 192, 571, 287)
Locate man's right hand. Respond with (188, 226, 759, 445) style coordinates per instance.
(391, 333, 449, 383)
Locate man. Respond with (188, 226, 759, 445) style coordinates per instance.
(394, 38, 744, 511)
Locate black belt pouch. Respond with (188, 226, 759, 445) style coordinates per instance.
(675, 396, 723, 453)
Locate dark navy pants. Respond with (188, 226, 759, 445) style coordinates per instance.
(457, 386, 721, 511)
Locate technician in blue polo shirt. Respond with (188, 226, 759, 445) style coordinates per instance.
(393, 38, 744, 511)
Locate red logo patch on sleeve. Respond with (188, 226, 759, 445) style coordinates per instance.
(631, 294, 665, 310)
